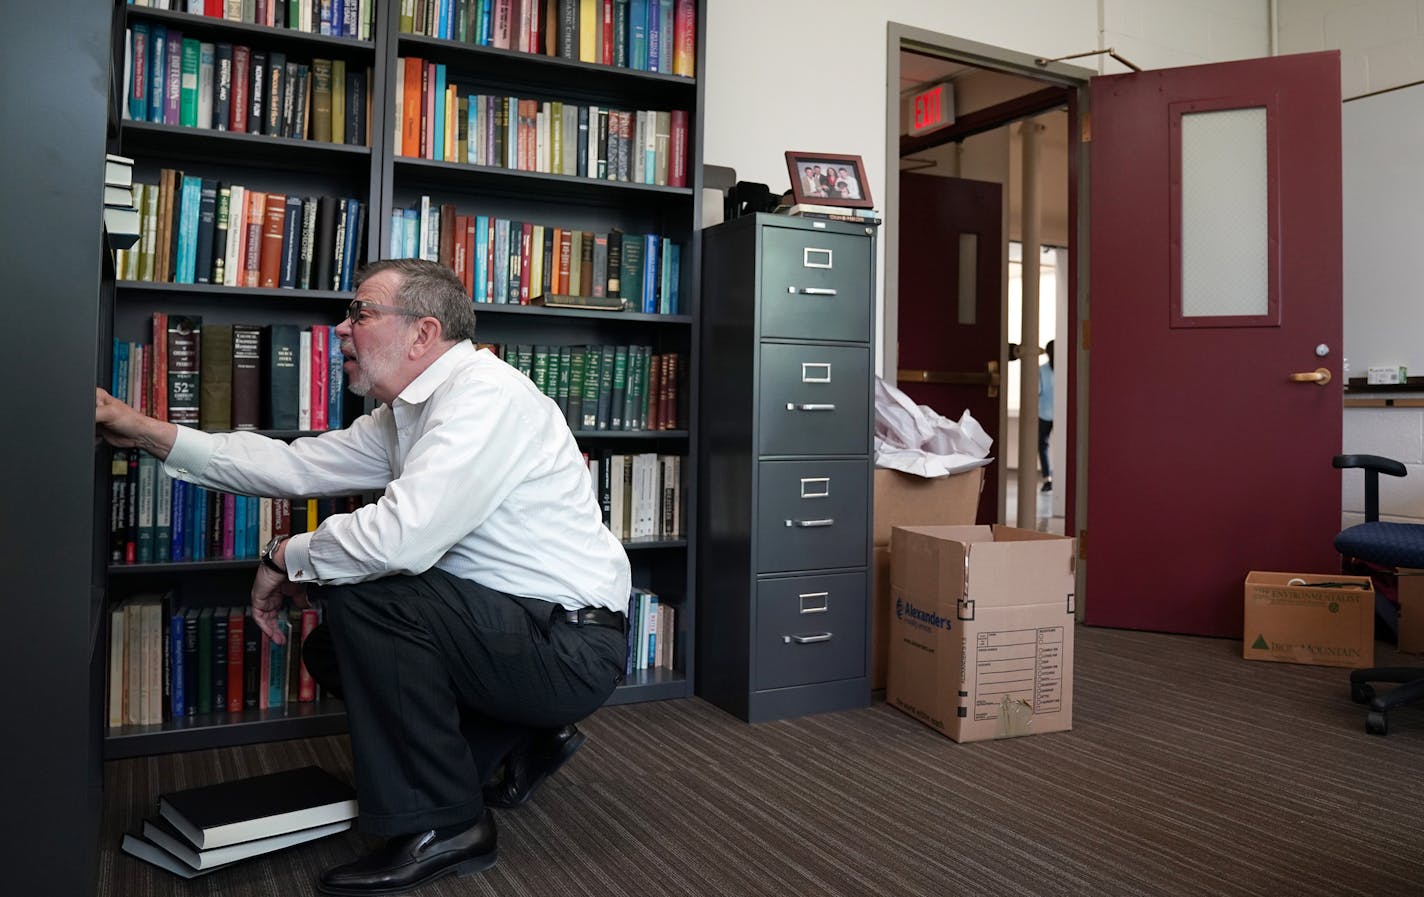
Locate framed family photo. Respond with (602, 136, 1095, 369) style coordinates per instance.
(785, 151, 874, 209)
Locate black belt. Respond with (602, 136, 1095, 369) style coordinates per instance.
(559, 607, 626, 631)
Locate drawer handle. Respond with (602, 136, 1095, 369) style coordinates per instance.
(802, 247, 833, 269)
(785, 518, 834, 528)
(801, 363, 831, 383)
(799, 592, 829, 614)
(785, 403, 836, 412)
(799, 477, 829, 498)
(784, 632, 833, 644)
(787, 286, 838, 296)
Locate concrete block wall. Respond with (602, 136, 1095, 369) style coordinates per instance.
(1342, 408, 1424, 526)
(1277, 1, 1424, 525)
(1278, 0, 1424, 98)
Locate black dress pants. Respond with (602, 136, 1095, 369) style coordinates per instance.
(299, 567, 626, 835)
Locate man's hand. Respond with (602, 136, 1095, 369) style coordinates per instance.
(251, 564, 310, 645)
(96, 388, 179, 460)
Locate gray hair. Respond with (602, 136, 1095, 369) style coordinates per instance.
(353, 258, 477, 342)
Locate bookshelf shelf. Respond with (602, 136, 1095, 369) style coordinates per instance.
(470, 302, 690, 324)
(124, 6, 377, 54)
(397, 32, 695, 99)
(623, 538, 688, 551)
(392, 156, 693, 203)
(116, 280, 353, 301)
(121, 120, 372, 172)
(604, 667, 689, 705)
(571, 429, 688, 440)
(103, 699, 350, 760)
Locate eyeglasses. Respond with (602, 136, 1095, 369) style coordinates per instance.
(346, 298, 427, 325)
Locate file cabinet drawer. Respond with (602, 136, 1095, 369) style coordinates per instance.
(754, 572, 867, 690)
(758, 343, 870, 457)
(755, 460, 868, 574)
(760, 227, 872, 342)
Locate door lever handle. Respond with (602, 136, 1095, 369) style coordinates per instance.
(1288, 367, 1331, 386)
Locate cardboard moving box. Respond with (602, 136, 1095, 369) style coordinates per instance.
(1242, 572, 1374, 668)
(870, 467, 983, 688)
(1395, 569, 1424, 654)
(887, 525, 1075, 742)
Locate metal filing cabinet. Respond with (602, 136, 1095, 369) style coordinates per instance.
(697, 214, 875, 722)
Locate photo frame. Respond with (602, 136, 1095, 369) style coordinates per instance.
(784, 151, 874, 209)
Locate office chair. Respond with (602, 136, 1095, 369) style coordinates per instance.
(1334, 454, 1424, 735)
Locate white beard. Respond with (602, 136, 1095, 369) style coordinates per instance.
(344, 338, 406, 398)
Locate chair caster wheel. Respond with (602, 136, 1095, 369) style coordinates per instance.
(1351, 683, 1375, 704)
(1366, 711, 1389, 735)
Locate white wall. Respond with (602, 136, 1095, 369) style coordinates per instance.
(703, 0, 1270, 375)
(1277, 0, 1424, 525)
(1277, 0, 1424, 99)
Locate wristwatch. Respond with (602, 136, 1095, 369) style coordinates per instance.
(261, 535, 287, 574)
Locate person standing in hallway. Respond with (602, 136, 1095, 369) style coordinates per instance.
(1039, 340, 1054, 492)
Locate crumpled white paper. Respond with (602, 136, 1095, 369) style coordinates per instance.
(873, 376, 994, 478)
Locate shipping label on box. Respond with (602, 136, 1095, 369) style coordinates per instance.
(887, 525, 1075, 742)
(1242, 572, 1374, 668)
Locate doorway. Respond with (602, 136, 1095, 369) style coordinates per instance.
(884, 29, 1090, 540)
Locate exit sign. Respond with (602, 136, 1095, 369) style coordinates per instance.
(909, 83, 954, 136)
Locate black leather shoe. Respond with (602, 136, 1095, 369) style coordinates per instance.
(317, 809, 497, 896)
(483, 724, 587, 809)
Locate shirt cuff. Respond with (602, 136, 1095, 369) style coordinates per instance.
(284, 532, 318, 583)
(162, 426, 217, 481)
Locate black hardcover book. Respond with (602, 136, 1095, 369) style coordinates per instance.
(213, 43, 232, 131)
(247, 50, 266, 135)
(139, 813, 351, 874)
(576, 105, 589, 177)
(596, 109, 608, 179)
(344, 67, 366, 146)
(313, 195, 337, 293)
(558, 0, 578, 58)
(261, 324, 301, 430)
(182, 608, 199, 717)
(211, 605, 228, 713)
(242, 609, 260, 709)
(194, 179, 217, 284)
(279, 194, 302, 288)
(265, 51, 286, 136)
(157, 765, 357, 850)
(596, 343, 615, 429)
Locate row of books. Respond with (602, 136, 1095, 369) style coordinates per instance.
(401, 0, 696, 78)
(122, 765, 357, 879)
(486, 343, 681, 431)
(590, 452, 682, 541)
(123, 24, 372, 144)
(397, 62, 688, 188)
(108, 596, 329, 727)
(127, 0, 374, 40)
(114, 174, 367, 291)
(112, 315, 345, 433)
(625, 587, 674, 674)
(109, 447, 361, 565)
(395, 203, 681, 312)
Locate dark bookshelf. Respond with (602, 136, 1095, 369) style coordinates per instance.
(94, 0, 707, 764)
(104, 698, 349, 760)
(124, 5, 377, 54)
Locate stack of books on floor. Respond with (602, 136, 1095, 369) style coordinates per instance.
(775, 202, 882, 226)
(121, 765, 357, 879)
(104, 153, 140, 251)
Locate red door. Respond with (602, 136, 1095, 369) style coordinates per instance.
(1086, 52, 1343, 636)
(898, 173, 1003, 524)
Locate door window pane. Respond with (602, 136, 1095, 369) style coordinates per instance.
(1181, 107, 1268, 318)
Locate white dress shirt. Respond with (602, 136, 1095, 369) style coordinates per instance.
(163, 341, 630, 613)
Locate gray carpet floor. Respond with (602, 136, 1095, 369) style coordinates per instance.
(100, 624, 1424, 896)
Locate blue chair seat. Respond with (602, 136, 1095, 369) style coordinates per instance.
(1336, 521, 1424, 570)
